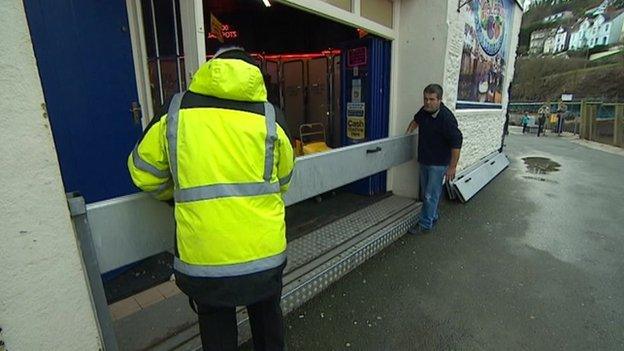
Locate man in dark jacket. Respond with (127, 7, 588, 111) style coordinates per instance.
(406, 84, 463, 233)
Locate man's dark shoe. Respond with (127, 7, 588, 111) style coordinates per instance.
(407, 225, 430, 235)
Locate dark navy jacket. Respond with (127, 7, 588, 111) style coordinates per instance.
(414, 103, 463, 166)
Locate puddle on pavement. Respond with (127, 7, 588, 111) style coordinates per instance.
(522, 176, 558, 183)
(522, 157, 561, 175)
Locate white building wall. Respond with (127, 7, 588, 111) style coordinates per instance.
(576, 20, 593, 49)
(389, 0, 450, 198)
(569, 30, 581, 49)
(0, 2, 102, 351)
(608, 14, 624, 44)
(543, 36, 556, 53)
(589, 16, 605, 47)
(554, 29, 568, 52)
(390, 0, 523, 197)
(442, 0, 524, 170)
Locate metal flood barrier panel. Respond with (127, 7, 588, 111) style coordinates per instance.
(86, 134, 416, 275)
(86, 194, 175, 274)
(449, 151, 510, 203)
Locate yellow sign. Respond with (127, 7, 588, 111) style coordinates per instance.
(346, 102, 365, 140)
(210, 13, 224, 43)
(347, 117, 365, 140)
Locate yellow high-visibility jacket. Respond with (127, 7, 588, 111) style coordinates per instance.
(128, 57, 295, 279)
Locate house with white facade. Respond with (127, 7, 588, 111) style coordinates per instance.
(543, 34, 557, 53)
(554, 26, 571, 52)
(585, 9, 624, 47)
(570, 17, 593, 50)
(570, 8, 624, 50)
(530, 27, 558, 54)
(591, 9, 624, 47)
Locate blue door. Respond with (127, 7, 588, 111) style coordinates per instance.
(24, 0, 143, 203)
(341, 37, 392, 196)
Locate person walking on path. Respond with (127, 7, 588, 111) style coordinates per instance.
(537, 113, 546, 137)
(521, 111, 530, 134)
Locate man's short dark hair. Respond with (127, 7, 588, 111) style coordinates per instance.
(424, 84, 443, 99)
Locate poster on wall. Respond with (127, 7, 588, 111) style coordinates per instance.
(457, 0, 515, 109)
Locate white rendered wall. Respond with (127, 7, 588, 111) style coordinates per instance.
(442, 0, 524, 170)
(443, 0, 522, 169)
(608, 15, 624, 44)
(0, 2, 101, 350)
(389, 0, 450, 199)
(390, 0, 523, 198)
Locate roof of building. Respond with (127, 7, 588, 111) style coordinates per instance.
(602, 8, 624, 22)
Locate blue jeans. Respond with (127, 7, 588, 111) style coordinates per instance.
(419, 164, 448, 230)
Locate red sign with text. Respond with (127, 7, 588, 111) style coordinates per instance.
(347, 47, 367, 67)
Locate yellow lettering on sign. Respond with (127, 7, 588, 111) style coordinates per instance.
(347, 117, 365, 140)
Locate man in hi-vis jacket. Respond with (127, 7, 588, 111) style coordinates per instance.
(128, 46, 295, 351)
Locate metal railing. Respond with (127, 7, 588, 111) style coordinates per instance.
(578, 102, 624, 147)
(509, 101, 624, 147)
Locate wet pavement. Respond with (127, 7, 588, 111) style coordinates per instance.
(243, 128, 624, 350)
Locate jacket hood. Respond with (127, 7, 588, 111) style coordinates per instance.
(188, 58, 267, 102)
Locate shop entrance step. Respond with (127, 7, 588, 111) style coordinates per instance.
(115, 195, 420, 351)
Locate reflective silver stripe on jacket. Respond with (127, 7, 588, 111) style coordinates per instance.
(149, 179, 173, 197)
(263, 102, 277, 182)
(174, 252, 286, 277)
(166, 94, 280, 203)
(279, 171, 293, 186)
(166, 92, 184, 188)
(175, 182, 280, 203)
(132, 146, 170, 178)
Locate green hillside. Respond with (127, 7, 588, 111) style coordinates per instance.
(510, 54, 624, 101)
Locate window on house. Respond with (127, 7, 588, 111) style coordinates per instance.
(605, 24, 610, 32)
(602, 37, 607, 45)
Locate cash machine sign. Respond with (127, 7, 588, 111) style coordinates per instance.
(347, 102, 366, 140)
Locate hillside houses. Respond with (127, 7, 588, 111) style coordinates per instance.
(569, 8, 624, 49)
(530, 28, 559, 54)
(529, 2, 624, 55)
(554, 26, 572, 52)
